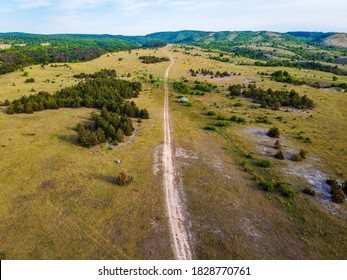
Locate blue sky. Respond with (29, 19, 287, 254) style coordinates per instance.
(0, 0, 346, 35)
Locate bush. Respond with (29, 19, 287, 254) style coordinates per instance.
(290, 153, 302, 162)
(291, 149, 307, 162)
(303, 188, 316, 196)
(299, 149, 308, 159)
(216, 120, 229, 127)
(256, 116, 272, 124)
(259, 160, 271, 168)
(267, 127, 280, 138)
(281, 187, 297, 199)
(260, 182, 274, 192)
(216, 114, 226, 120)
(274, 140, 281, 149)
(115, 171, 133, 186)
(327, 178, 345, 204)
(260, 181, 296, 198)
(207, 110, 216, 116)
(25, 78, 35, 83)
(332, 188, 345, 204)
(275, 150, 285, 160)
(204, 126, 216, 131)
(231, 115, 246, 123)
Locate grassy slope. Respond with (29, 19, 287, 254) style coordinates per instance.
(0, 45, 346, 259)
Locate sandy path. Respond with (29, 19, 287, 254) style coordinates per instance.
(162, 50, 193, 260)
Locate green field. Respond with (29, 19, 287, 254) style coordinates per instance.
(0, 45, 346, 259)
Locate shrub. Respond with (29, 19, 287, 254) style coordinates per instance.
(275, 150, 285, 160)
(281, 187, 297, 199)
(299, 149, 308, 159)
(207, 110, 216, 116)
(291, 149, 307, 162)
(256, 116, 272, 124)
(290, 153, 303, 162)
(274, 182, 287, 189)
(231, 115, 246, 123)
(327, 179, 345, 204)
(234, 102, 243, 107)
(25, 78, 35, 83)
(216, 120, 229, 127)
(326, 178, 338, 187)
(246, 153, 253, 159)
(332, 187, 345, 204)
(274, 140, 281, 149)
(267, 127, 280, 138)
(216, 114, 226, 120)
(260, 182, 274, 192)
(303, 188, 316, 196)
(259, 160, 271, 168)
(115, 171, 133, 186)
(186, 102, 193, 107)
(204, 126, 216, 131)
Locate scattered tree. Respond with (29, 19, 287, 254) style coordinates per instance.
(275, 150, 285, 160)
(267, 127, 280, 138)
(115, 171, 133, 186)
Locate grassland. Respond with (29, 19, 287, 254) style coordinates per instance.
(0, 45, 346, 259)
(0, 49, 173, 259)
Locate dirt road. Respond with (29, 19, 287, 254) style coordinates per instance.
(162, 50, 193, 260)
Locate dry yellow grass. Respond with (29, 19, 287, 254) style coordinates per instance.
(0, 45, 346, 259)
(0, 44, 11, 49)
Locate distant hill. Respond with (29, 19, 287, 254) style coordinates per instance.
(1, 30, 347, 76)
(321, 33, 347, 48)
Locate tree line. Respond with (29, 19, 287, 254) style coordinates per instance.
(255, 60, 347, 76)
(270, 70, 305, 85)
(142, 40, 167, 48)
(189, 68, 234, 78)
(73, 69, 117, 79)
(139, 56, 170, 64)
(229, 83, 315, 110)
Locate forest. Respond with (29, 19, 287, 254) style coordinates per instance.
(0, 34, 136, 75)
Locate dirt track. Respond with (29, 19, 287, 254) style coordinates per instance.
(162, 50, 193, 260)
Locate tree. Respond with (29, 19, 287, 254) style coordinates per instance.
(95, 127, 106, 143)
(274, 140, 281, 149)
(275, 150, 285, 160)
(139, 109, 149, 119)
(327, 179, 345, 204)
(267, 127, 280, 138)
(115, 128, 125, 143)
(115, 171, 133, 186)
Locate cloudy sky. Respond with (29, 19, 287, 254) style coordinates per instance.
(0, 0, 346, 35)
